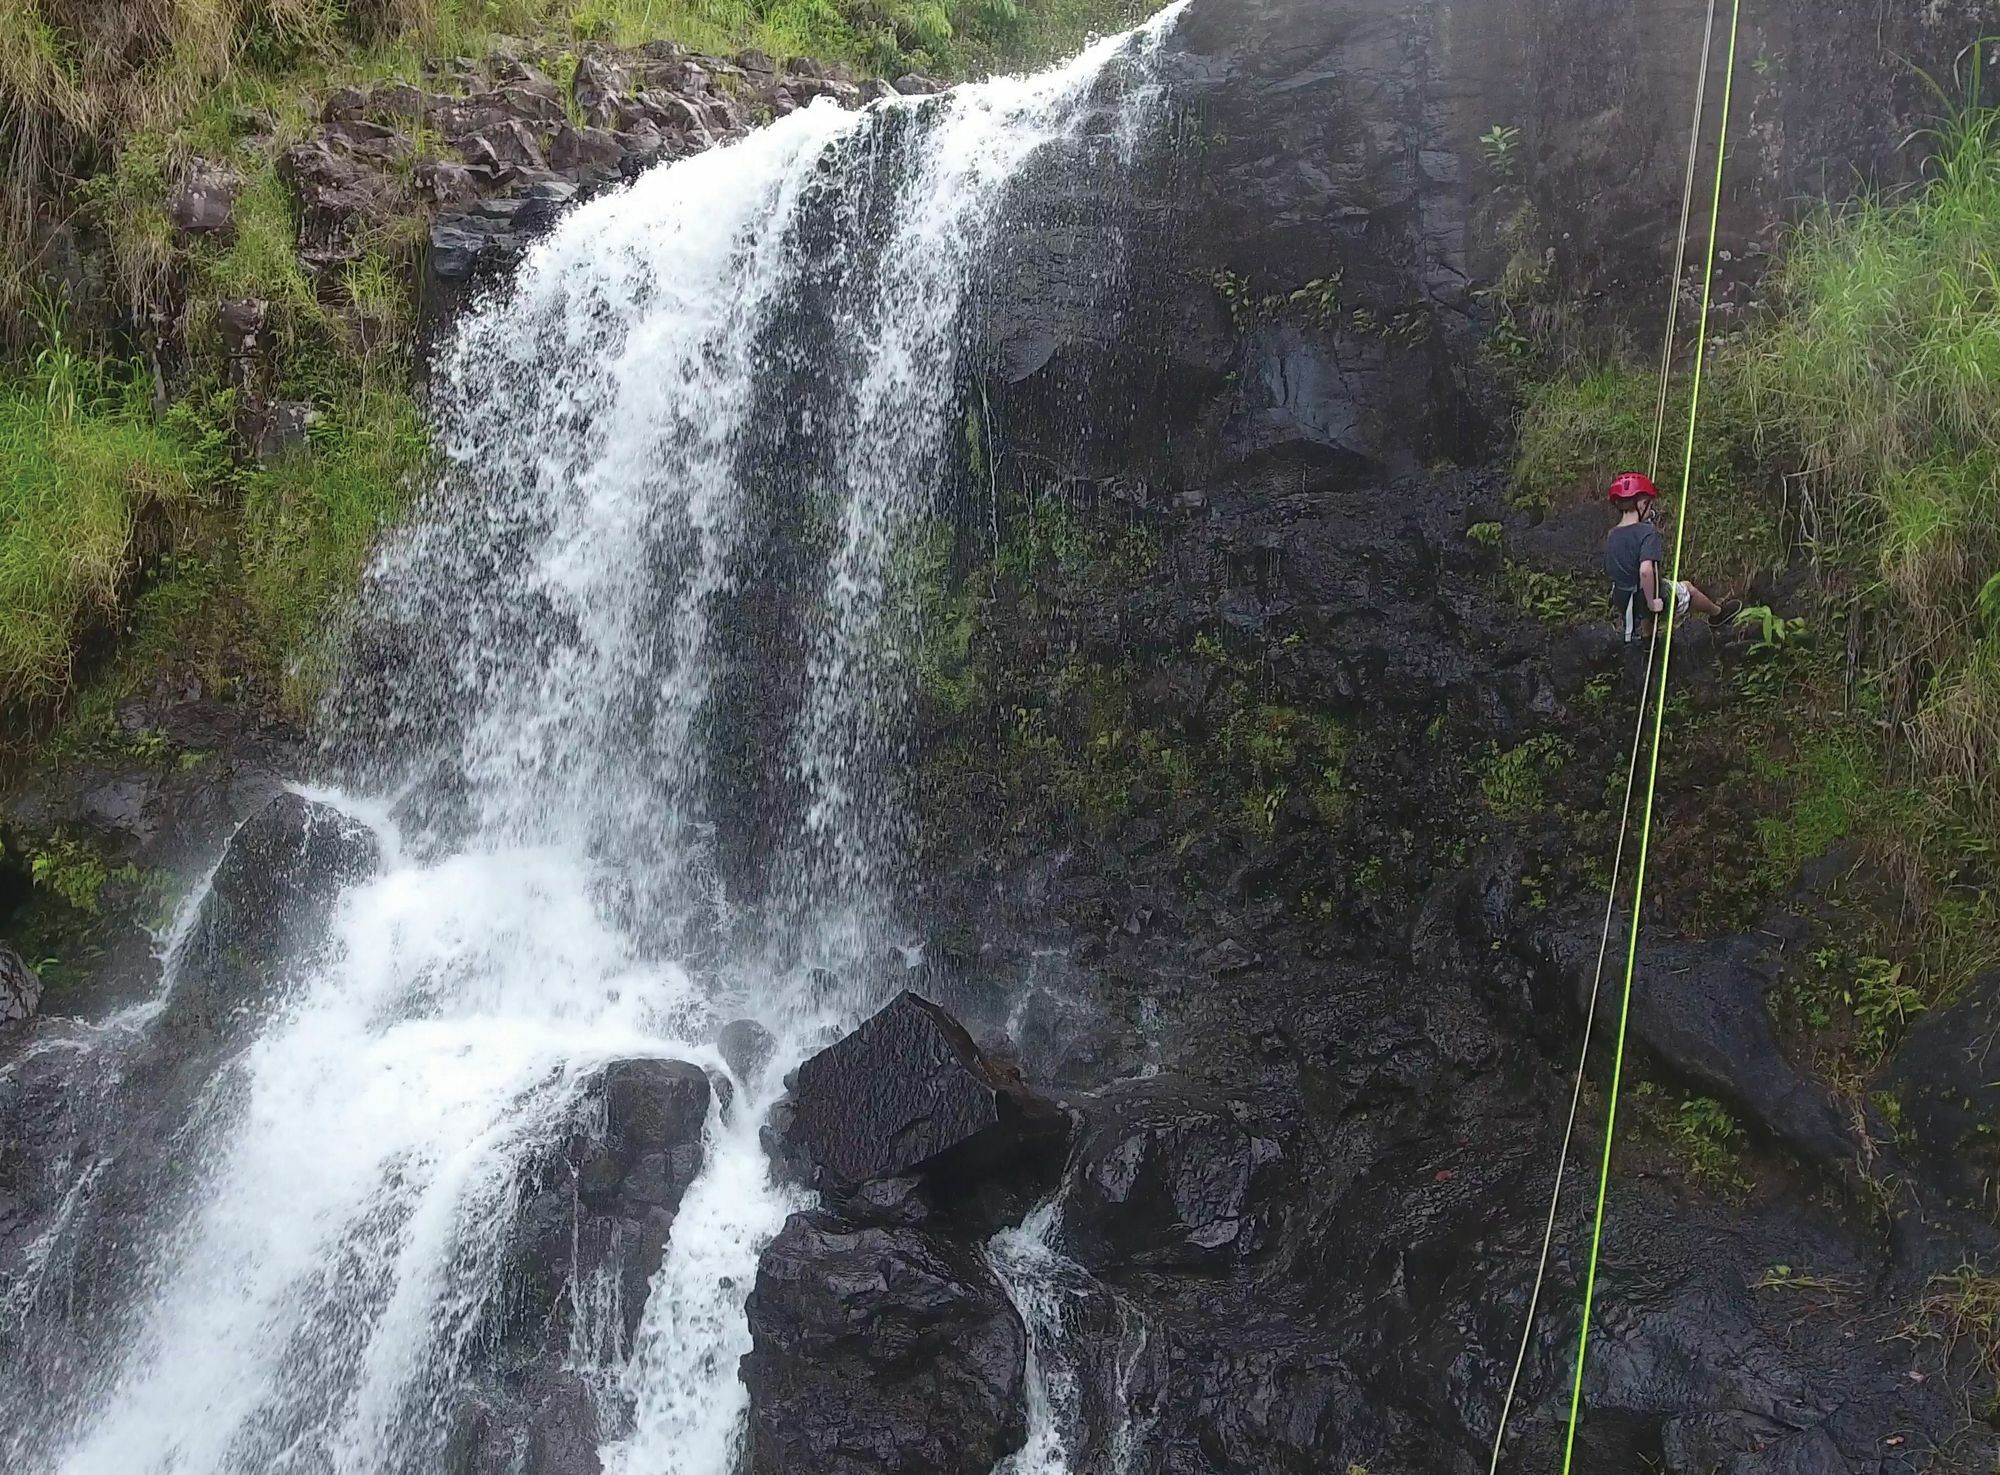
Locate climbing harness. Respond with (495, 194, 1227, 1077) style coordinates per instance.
(1484, 2, 1746, 1471)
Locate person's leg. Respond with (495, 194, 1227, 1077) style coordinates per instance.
(1679, 580, 1721, 618)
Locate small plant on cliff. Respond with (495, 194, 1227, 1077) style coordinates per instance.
(1481, 735, 1569, 821)
(1669, 1094, 1753, 1192)
(1479, 124, 1522, 180)
(1902, 1266, 2000, 1416)
(28, 835, 114, 915)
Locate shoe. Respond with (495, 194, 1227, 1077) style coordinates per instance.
(1709, 597, 1743, 628)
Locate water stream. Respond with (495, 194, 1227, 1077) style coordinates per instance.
(6, 10, 1186, 1473)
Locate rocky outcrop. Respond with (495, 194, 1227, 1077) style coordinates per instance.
(0, 946, 41, 1024)
(1882, 969, 2000, 1219)
(453, 1057, 710, 1471)
(158, 792, 379, 1049)
(505, 1057, 710, 1349)
(1065, 1080, 1293, 1273)
(773, 991, 1067, 1228)
(742, 1212, 1028, 1475)
(1529, 915, 1860, 1174)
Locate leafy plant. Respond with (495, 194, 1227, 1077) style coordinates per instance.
(29, 835, 113, 914)
(1671, 1095, 1752, 1191)
(1479, 124, 1522, 179)
(1846, 954, 1925, 1060)
(1467, 520, 1502, 548)
(1481, 735, 1570, 821)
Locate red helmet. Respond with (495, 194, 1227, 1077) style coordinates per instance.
(1608, 472, 1659, 503)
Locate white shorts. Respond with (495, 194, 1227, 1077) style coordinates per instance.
(1620, 582, 1692, 641)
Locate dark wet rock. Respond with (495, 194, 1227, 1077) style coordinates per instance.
(505, 1057, 709, 1350)
(1881, 968, 2000, 1212)
(1528, 918, 1857, 1174)
(253, 400, 316, 464)
(742, 1213, 1026, 1475)
(547, 123, 625, 175)
(1, 945, 42, 1023)
(446, 1370, 602, 1475)
(842, 1175, 935, 1228)
(1063, 1080, 1293, 1273)
(166, 159, 239, 237)
(776, 991, 1067, 1217)
(159, 793, 378, 1046)
(717, 1016, 775, 1087)
(278, 139, 390, 272)
(893, 73, 943, 95)
(459, 119, 548, 172)
(571, 53, 630, 129)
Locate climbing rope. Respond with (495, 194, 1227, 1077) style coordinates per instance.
(1483, 3, 1744, 1470)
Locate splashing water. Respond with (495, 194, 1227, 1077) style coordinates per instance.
(8, 8, 1188, 1473)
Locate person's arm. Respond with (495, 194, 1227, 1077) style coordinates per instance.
(1642, 560, 1663, 613)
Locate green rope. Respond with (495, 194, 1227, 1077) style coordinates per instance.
(1556, 0, 1745, 1468)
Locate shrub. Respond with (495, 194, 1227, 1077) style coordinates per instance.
(0, 343, 208, 711)
(1740, 79, 2000, 823)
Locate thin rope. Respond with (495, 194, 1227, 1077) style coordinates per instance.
(1558, 2, 1745, 1470)
(1483, 4, 1720, 1469)
(1649, 1, 1721, 483)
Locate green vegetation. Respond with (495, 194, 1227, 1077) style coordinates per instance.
(1477, 124, 1521, 180)
(1501, 81, 2000, 1102)
(1906, 1266, 2000, 1417)
(1739, 69, 2000, 831)
(0, 338, 209, 710)
(1480, 734, 1568, 820)
(1630, 1084, 1753, 1193)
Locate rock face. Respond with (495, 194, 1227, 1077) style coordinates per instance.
(0, 945, 42, 1024)
(742, 1213, 1028, 1475)
(776, 990, 1067, 1218)
(1064, 1081, 1293, 1273)
(159, 792, 379, 1048)
(454, 1057, 710, 1470)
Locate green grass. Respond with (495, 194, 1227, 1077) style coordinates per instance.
(240, 388, 430, 714)
(1740, 89, 2000, 826)
(0, 351, 209, 713)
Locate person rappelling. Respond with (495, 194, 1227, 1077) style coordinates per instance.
(1604, 472, 1741, 643)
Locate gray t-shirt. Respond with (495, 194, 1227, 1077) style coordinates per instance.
(1605, 521, 1663, 605)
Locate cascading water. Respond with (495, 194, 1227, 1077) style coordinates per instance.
(6, 10, 1186, 1474)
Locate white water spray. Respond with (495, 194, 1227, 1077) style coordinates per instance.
(10, 9, 1188, 1473)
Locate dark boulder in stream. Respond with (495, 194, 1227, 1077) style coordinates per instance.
(158, 791, 379, 1049)
(742, 1212, 1029, 1475)
(773, 990, 1068, 1228)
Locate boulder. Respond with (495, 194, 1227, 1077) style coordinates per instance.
(506, 1058, 709, 1349)
(459, 119, 548, 173)
(571, 53, 630, 130)
(775, 992, 1067, 1214)
(717, 1017, 776, 1087)
(1880, 968, 2000, 1212)
(742, 1213, 1027, 1475)
(160, 793, 379, 1046)
(1062, 1081, 1292, 1272)
(547, 123, 625, 175)
(166, 159, 239, 237)
(277, 139, 390, 272)
(1, 944, 42, 1023)
(1530, 919, 1857, 1173)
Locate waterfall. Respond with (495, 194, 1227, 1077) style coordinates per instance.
(7, 9, 1186, 1474)
(988, 1204, 1162, 1475)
